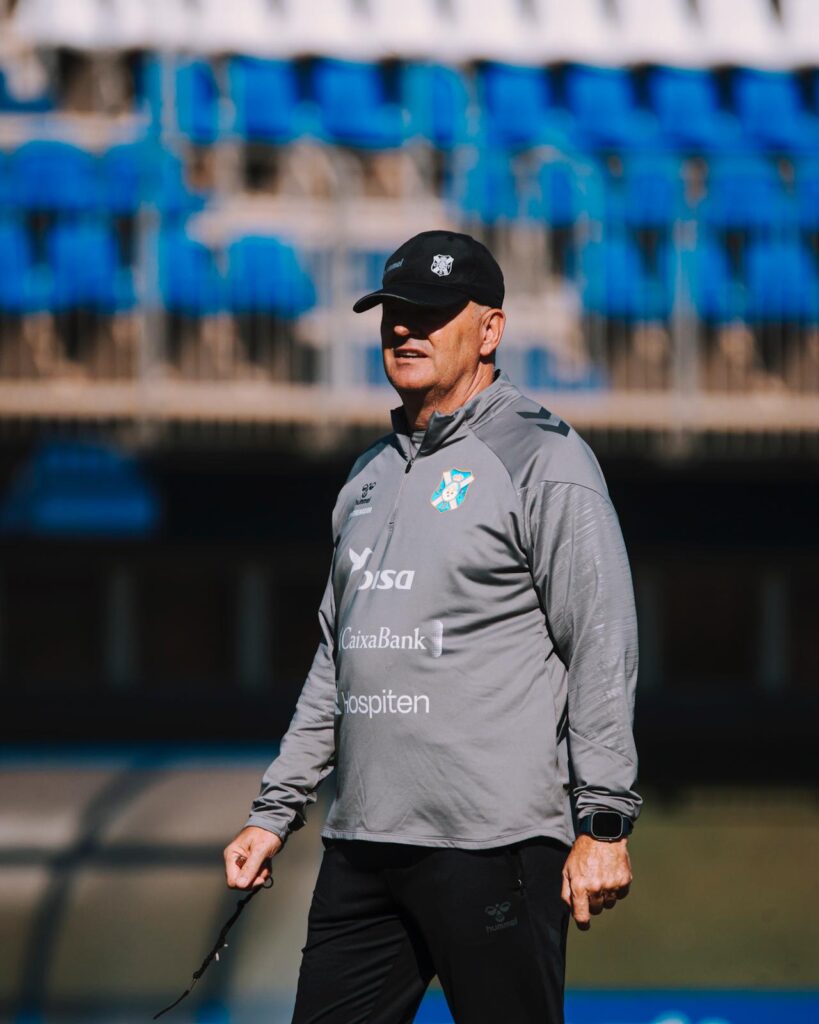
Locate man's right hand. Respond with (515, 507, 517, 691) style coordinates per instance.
(223, 825, 283, 889)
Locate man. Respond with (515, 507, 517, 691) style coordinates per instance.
(224, 230, 641, 1023)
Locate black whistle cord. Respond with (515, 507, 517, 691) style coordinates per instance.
(153, 876, 274, 1020)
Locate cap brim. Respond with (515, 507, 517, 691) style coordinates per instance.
(352, 282, 469, 314)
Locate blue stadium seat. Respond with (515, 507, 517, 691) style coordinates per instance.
(159, 230, 224, 315)
(402, 64, 471, 149)
(813, 72, 819, 126)
(581, 237, 673, 320)
(0, 439, 160, 538)
(794, 159, 819, 230)
(686, 238, 744, 323)
(523, 348, 607, 391)
(101, 143, 146, 215)
(47, 222, 134, 312)
(649, 68, 745, 154)
(458, 151, 519, 224)
(226, 236, 316, 318)
(10, 141, 99, 213)
(176, 60, 220, 144)
(101, 143, 206, 218)
(479, 63, 566, 150)
(0, 152, 8, 211)
(608, 154, 688, 230)
(229, 57, 304, 143)
(312, 59, 405, 149)
(700, 157, 796, 233)
(529, 159, 583, 227)
(365, 344, 388, 386)
(565, 66, 659, 153)
(0, 220, 29, 310)
(0, 220, 48, 312)
(143, 57, 220, 144)
(733, 70, 819, 154)
(348, 246, 394, 297)
(745, 240, 819, 321)
(525, 157, 605, 227)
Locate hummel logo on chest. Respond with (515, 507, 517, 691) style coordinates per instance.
(350, 482, 377, 519)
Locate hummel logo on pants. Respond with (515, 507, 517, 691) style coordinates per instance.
(291, 836, 570, 1024)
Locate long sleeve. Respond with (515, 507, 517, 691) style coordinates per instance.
(245, 559, 338, 841)
(524, 479, 642, 823)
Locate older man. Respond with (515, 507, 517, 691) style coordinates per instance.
(224, 230, 641, 1023)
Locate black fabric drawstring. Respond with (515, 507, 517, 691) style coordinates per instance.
(153, 876, 274, 1019)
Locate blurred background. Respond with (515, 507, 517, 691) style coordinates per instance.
(0, 0, 817, 1022)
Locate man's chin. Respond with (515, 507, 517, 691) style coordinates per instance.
(385, 365, 434, 392)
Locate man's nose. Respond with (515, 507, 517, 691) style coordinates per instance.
(392, 322, 411, 338)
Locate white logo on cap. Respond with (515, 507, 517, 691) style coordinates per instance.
(431, 254, 454, 277)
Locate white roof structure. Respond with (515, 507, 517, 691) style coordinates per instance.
(779, 0, 819, 68)
(105, 0, 197, 51)
(529, 0, 623, 66)
(12, 0, 372, 57)
(10, 0, 813, 69)
(615, 0, 708, 68)
(14, 0, 204, 52)
(278, 0, 383, 61)
(442, 0, 545, 66)
(13, 0, 108, 50)
(368, 0, 462, 63)
(188, 0, 295, 58)
(697, 0, 789, 68)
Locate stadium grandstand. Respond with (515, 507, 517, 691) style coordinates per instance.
(1, 0, 819, 438)
(1, 3, 818, 1023)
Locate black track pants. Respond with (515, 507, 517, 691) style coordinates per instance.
(291, 836, 571, 1024)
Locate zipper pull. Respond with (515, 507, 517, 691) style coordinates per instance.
(405, 458, 414, 474)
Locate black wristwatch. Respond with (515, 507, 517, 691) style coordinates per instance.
(577, 811, 633, 842)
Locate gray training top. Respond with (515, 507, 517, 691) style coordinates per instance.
(246, 369, 641, 849)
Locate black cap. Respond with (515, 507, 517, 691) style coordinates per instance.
(353, 230, 505, 313)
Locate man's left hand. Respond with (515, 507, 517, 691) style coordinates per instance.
(561, 834, 632, 930)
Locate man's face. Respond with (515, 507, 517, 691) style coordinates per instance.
(380, 298, 484, 396)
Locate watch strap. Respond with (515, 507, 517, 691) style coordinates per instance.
(578, 811, 633, 842)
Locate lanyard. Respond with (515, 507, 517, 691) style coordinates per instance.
(153, 876, 274, 1019)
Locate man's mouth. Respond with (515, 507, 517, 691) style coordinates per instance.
(394, 348, 426, 359)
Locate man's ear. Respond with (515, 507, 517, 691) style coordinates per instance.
(479, 308, 505, 359)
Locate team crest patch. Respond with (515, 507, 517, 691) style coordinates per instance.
(430, 253, 454, 277)
(430, 469, 474, 512)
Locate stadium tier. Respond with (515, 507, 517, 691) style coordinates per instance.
(9, 0, 819, 67)
(1, 0, 819, 433)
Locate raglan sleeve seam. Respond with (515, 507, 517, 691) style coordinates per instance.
(468, 426, 532, 551)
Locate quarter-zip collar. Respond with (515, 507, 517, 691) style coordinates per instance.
(389, 368, 520, 460)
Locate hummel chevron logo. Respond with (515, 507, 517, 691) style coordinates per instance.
(349, 547, 373, 572)
(485, 902, 512, 923)
(484, 900, 518, 934)
(517, 409, 570, 436)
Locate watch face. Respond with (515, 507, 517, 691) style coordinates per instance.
(591, 812, 624, 839)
